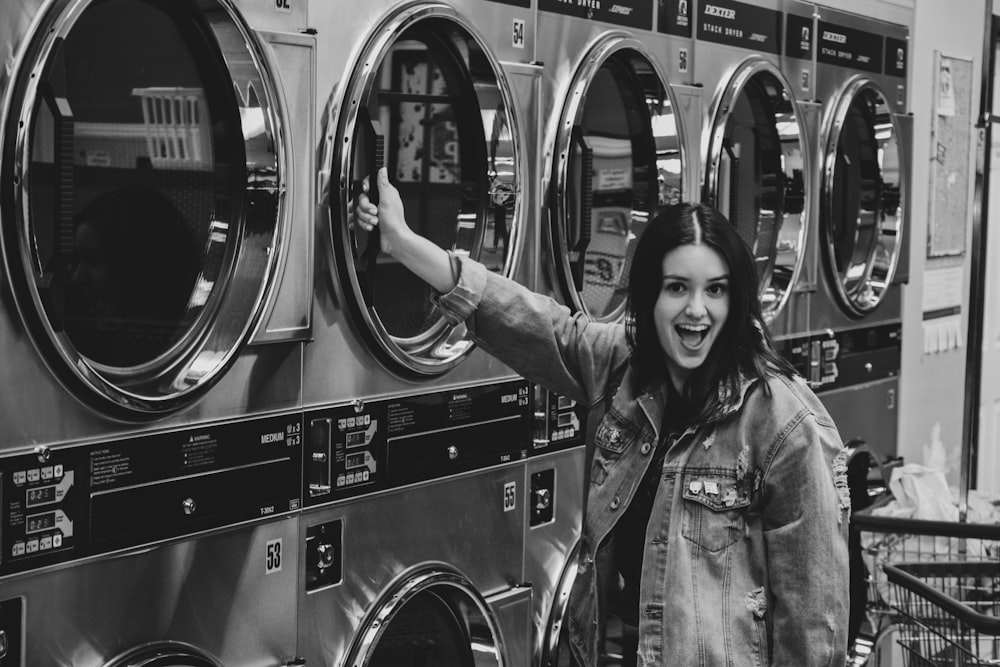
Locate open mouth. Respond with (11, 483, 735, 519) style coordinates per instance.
(675, 323, 710, 349)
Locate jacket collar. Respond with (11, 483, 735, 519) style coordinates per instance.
(635, 371, 757, 440)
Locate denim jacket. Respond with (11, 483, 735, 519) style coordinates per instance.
(435, 255, 851, 667)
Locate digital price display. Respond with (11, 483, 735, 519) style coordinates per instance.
(345, 452, 367, 470)
(26, 485, 57, 508)
(345, 431, 367, 448)
(26, 512, 56, 534)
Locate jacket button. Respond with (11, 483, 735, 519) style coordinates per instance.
(640, 442, 651, 455)
(610, 495, 621, 510)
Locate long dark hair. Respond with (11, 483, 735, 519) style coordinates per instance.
(624, 202, 795, 417)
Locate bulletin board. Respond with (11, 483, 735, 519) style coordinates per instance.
(927, 52, 974, 257)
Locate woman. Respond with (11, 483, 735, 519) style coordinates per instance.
(356, 167, 850, 666)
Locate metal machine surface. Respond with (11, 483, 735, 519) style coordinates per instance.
(0, 412, 303, 664)
(298, 380, 533, 666)
(694, 0, 816, 343)
(303, 2, 543, 663)
(790, 4, 913, 458)
(530, 1, 698, 662)
(0, 0, 314, 445)
(304, 0, 536, 404)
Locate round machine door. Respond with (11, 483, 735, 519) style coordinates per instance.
(549, 36, 684, 323)
(703, 58, 809, 325)
(348, 570, 505, 667)
(104, 641, 221, 666)
(1, 0, 287, 418)
(821, 79, 903, 317)
(328, 6, 524, 377)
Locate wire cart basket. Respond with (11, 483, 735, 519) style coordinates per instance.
(851, 504, 1000, 666)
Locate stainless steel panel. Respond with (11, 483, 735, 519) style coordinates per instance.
(0, 519, 299, 665)
(0, 0, 309, 446)
(297, 464, 528, 666)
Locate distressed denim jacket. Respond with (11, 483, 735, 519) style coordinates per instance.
(435, 255, 851, 667)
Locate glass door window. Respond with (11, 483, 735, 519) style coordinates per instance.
(332, 14, 523, 376)
(2, 0, 285, 415)
(704, 62, 808, 323)
(822, 82, 903, 316)
(552, 44, 681, 323)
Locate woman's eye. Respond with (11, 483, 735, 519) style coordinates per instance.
(707, 283, 728, 297)
(664, 281, 686, 294)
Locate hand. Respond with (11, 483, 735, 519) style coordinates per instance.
(354, 167, 410, 257)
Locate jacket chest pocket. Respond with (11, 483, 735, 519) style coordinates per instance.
(590, 415, 638, 486)
(680, 472, 750, 553)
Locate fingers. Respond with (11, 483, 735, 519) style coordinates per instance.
(353, 186, 379, 233)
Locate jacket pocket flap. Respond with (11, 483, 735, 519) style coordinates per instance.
(682, 478, 750, 511)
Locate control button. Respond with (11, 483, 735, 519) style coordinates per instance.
(53, 464, 64, 479)
(13, 471, 26, 485)
(316, 542, 336, 570)
(610, 496, 621, 510)
(346, 473, 355, 484)
(362, 470, 370, 481)
(41, 466, 54, 480)
(534, 487, 552, 511)
(0, 629, 8, 659)
(447, 445, 459, 461)
(27, 469, 40, 483)
(182, 498, 197, 515)
(26, 539, 39, 553)
(40, 535, 53, 551)
(12, 542, 25, 557)
(53, 533, 63, 548)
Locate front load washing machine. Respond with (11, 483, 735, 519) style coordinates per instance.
(0, 411, 303, 664)
(531, 3, 699, 662)
(694, 0, 816, 344)
(304, 0, 536, 408)
(297, 394, 533, 667)
(301, 6, 539, 667)
(0, 0, 314, 445)
(791, 4, 913, 457)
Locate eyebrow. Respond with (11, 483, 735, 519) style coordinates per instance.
(661, 274, 730, 282)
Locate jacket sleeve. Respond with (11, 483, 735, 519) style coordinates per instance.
(761, 408, 850, 667)
(433, 253, 631, 407)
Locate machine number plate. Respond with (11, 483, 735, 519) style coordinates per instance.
(266, 538, 283, 574)
(512, 19, 525, 49)
(503, 482, 517, 512)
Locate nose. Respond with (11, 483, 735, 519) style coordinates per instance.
(684, 291, 707, 319)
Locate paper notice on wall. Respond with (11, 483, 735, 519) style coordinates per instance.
(938, 57, 956, 117)
(922, 266, 964, 354)
(923, 315, 963, 354)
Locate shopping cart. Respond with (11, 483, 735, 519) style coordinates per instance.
(850, 503, 1000, 666)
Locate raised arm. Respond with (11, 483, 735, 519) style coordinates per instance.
(355, 167, 456, 294)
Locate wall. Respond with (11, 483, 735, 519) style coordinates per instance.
(900, 0, 986, 488)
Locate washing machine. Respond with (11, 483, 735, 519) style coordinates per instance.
(0, 0, 315, 446)
(694, 0, 816, 344)
(0, 407, 303, 664)
(298, 2, 537, 664)
(529, 2, 700, 663)
(789, 4, 913, 458)
(304, 0, 536, 407)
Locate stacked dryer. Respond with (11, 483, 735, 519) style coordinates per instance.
(531, 0, 699, 662)
(795, 4, 912, 459)
(0, 0, 314, 663)
(298, 1, 537, 665)
(694, 0, 816, 346)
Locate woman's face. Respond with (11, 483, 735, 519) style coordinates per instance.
(654, 243, 730, 391)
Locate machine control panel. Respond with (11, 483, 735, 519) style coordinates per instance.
(0, 413, 303, 577)
(531, 385, 586, 455)
(304, 379, 530, 506)
(779, 323, 901, 391)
